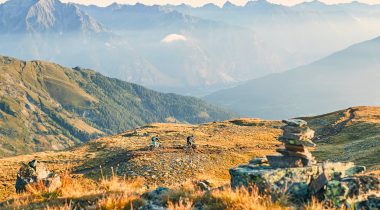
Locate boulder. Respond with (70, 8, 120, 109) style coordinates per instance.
(281, 125, 310, 133)
(279, 137, 316, 147)
(15, 160, 61, 193)
(142, 187, 171, 200)
(309, 171, 331, 195)
(325, 175, 380, 208)
(197, 180, 215, 191)
(282, 119, 307, 127)
(230, 162, 365, 200)
(267, 154, 316, 168)
(282, 130, 315, 141)
(366, 196, 380, 210)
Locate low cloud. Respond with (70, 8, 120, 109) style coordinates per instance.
(160, 34, 187, 43)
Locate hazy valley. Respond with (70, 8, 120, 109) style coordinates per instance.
(204, 35, 380, 120)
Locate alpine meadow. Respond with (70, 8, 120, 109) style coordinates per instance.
(2, 0, 380, 209)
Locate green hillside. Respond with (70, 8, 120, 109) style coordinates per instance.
(0, 55, 242, 158)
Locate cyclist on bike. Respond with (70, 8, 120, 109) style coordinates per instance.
(151, 135, 159, 148)
(187, 135, 194, 146)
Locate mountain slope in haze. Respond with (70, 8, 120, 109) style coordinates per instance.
(292, 0, 380, 39)
(165, 0, 375, 64)
(203, 36, 380, 120)
(0, 0, 180, 88)
(0, 55, 242, 158)
(76, 3, 298, 94)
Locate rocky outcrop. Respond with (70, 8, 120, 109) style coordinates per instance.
(15, 160, 61, 193)
(230, 162, 365, 200)
(228, 118, 380, 208)
(325, 175, 380, 208)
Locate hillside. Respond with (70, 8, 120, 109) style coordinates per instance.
(0, 55, 242, 158)
(1, 106, 380, 208)
(204, 36, 380, 120)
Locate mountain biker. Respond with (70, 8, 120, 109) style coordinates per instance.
(151, 135, 159, 148)
(187, 135, 194, 146)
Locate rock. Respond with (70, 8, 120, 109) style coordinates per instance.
(15, 160, 61, 193)
(285, 144, 306, 152)
(197, 182, 211, 191)
(230, 162, 365, 200)
(142, 187, 171, 200)
(142, 203, 168, 210)
(325, 175, 380, 208)
(197, 180, 216, 191)
(309, 171, 331, 195)
(282, 119, 307, 127)
(281, 125, 310, 133)
(366, 196, 380, 210)
(275, 148, 313, 160)
(249, 157, 268, 165)
(201, 180, 215, 188)
(279, 137, 316, 147)
(266, 154, 316, 168)
(282, 130, 315, 141)
(345, 165, 366, 176)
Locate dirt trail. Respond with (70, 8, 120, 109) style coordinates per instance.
(72, 152, 135, 175)
(71, 147, 198, 175)
(316, 108, 356, 142)
(71, 144, 255, 175)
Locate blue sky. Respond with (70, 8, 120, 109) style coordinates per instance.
(41, 0, 380, 7)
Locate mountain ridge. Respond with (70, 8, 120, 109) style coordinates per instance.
(203, 35, 380, 120)
(0, 0, 183, 89)
(0, 55, 242, 158)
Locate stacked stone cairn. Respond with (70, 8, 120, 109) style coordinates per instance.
(267, 119, 317, 168)
(229, 118, 380, 209)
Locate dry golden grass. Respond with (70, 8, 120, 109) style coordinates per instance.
(67, 118, 104, 134)
(1, 170, 347, 210)
(4, 106, 380, 208)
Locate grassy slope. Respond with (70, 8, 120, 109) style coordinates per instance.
(301, 106, 380, 169)
(0, 55, 242, 158)
(1, 107, 380, 208)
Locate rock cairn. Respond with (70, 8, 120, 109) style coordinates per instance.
(267, 119, 317, 167)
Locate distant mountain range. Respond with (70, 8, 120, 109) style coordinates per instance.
(203, 35, 380, 120)
(1, 0, 379, 95)
(76, 3, 300, 94)
(0, 55, 241, 158)
(0, 0, 182, 88)
(164, 0, 377, 64)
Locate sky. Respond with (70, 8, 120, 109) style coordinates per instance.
(54, 0, 379, 7)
